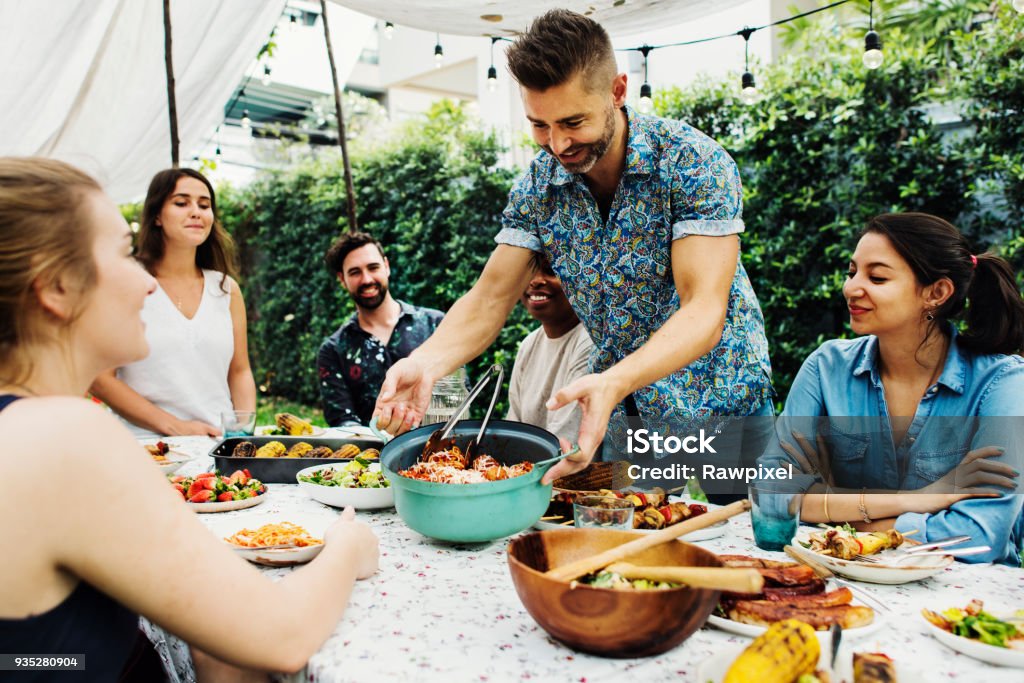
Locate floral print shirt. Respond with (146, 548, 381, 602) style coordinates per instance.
(317, 300, 443, 426)
(495, 106, 772, 421)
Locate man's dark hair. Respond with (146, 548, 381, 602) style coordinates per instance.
(506, 9, 616, 92)
(324, 231, 385, 274)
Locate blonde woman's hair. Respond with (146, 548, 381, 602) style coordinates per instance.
(0, 157, 102, 383)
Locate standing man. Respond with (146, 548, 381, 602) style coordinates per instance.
(507, 254, 594, 443)
(318, 232, 443, 427)
(373, 9, 772, 487)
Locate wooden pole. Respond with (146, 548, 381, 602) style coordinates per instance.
(162, 0, 180, 167)
(319, 0, 359, 232)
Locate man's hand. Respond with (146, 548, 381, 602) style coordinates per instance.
(372, 357, 435, 436)
(164, 418, 221, 437)
(541, 372, 625, 484)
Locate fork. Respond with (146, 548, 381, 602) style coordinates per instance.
(855, 545, 991, 564)
(852, 534, 970, 562)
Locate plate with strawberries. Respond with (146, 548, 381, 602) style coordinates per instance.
(169, 469, 268, 513)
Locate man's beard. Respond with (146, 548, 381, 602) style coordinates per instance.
(350, 282, 387, 310)
(548, 104, 617, 175)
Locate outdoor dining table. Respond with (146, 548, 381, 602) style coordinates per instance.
(147, 436, 1024, 683)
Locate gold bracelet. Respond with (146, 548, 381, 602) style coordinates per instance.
(859, 488, 873, 524)
(823, 489, 832, 523)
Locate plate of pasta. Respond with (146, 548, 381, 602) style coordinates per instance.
(211, 516, 330, 567)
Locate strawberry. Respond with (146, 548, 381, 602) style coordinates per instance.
(216, 492, 234, 502)
(195, 472, 217, 480)
(242, 468, 252, 479)
(169, 475, 187, 484)
(228, 470, 249, 486)
(186, 480, 207, 498)
(189, 490, 215, 503)
(201, 477, 218, 491)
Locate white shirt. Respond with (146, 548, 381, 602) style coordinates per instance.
(506, 322, 593, 443)
(117, 269, 235, 438)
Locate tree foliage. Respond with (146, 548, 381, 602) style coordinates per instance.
(658, 4, 1019, 401)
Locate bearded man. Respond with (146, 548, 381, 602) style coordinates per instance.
(373, 9, 773, 492)
(317, 232, 443, 427)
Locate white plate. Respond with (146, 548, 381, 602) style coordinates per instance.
(707, 606, 886, 641)
(209, 514, 328, 567)
(698, 643, 923, 683)
(186, 492, 267, 513)
(256, 425, 326, 436)
(296, 463, 394, 510)
(923, 616, 1024, 668)
(789, 531, 954, 584)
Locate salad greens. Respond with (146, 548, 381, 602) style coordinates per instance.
(941, 606, 1023, 648)
(299, 458, 389, 489)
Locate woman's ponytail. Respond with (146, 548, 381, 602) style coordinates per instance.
(960, 252, 1024, 356)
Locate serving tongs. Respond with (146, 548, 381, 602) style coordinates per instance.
(420, 364, 504, 461)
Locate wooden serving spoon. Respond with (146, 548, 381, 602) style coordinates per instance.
(545, 498, 751, 582)
(603, 562, 764, 593)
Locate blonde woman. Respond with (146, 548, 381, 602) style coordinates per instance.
(0, 158, 379, 678)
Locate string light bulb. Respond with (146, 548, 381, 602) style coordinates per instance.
(384, 21, 394, 39)
(241, 109, 251, 130)
(863, 0, 883, 69)
(288, 14, 297, 33)
(740, 71, 758, 105)
(638, 45, 654, 114)
(434, 33, 444, 68)
(261, 64, 272, 86)
(738, 28, 758, 105)
(486, 37, 499, 93)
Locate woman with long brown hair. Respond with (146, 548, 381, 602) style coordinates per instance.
(90, 168, 255, 436)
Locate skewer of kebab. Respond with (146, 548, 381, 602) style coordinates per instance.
(808, 527, 904, 560)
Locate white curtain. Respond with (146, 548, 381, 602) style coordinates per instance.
(0, 0, 286, 202)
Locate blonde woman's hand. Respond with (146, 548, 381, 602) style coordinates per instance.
(324, 507, 379, 579)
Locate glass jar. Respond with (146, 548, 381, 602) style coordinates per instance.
(422, 367, 469, 425)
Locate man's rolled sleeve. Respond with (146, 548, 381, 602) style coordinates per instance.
(670, 140, 745, 240)
(495, 169, 543, 252)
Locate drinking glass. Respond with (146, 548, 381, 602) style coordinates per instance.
(573, 495, 635, 529)
(749, 484, 803, 551)
(221, 410, 256, 437)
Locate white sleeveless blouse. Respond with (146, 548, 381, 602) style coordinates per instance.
(117, 269, 235, 438)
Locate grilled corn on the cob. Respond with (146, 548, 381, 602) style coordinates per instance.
(255, 441, 286, 458)
(275, 412, 314, 436)
(331, 444, 361, 459)
(723, 619, 819, 683)
(286, 442, 314, 458)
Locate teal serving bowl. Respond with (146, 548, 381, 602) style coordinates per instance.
(380, 419, 559, 542)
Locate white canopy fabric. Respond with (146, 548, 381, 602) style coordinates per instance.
(0, 0, 286, 203)
(329, 0, 747, 37)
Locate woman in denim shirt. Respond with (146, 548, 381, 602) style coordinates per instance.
(769, 213, 1024, 566)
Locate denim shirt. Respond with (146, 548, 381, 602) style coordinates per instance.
(765, 330, 1024, 566)
(495, 106, 772, 422)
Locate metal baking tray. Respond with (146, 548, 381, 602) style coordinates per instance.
(209, 435, 384, 484)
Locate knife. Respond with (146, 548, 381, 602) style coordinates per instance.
(903, 535, 971, 553)
(828, 623, 842, 680)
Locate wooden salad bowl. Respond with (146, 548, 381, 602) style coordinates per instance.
(507, 528, 722, 658)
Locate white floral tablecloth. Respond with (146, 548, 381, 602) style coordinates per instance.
(147, 437, 1024, 683)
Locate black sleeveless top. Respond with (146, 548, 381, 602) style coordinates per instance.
(0, 394, 138, 681)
